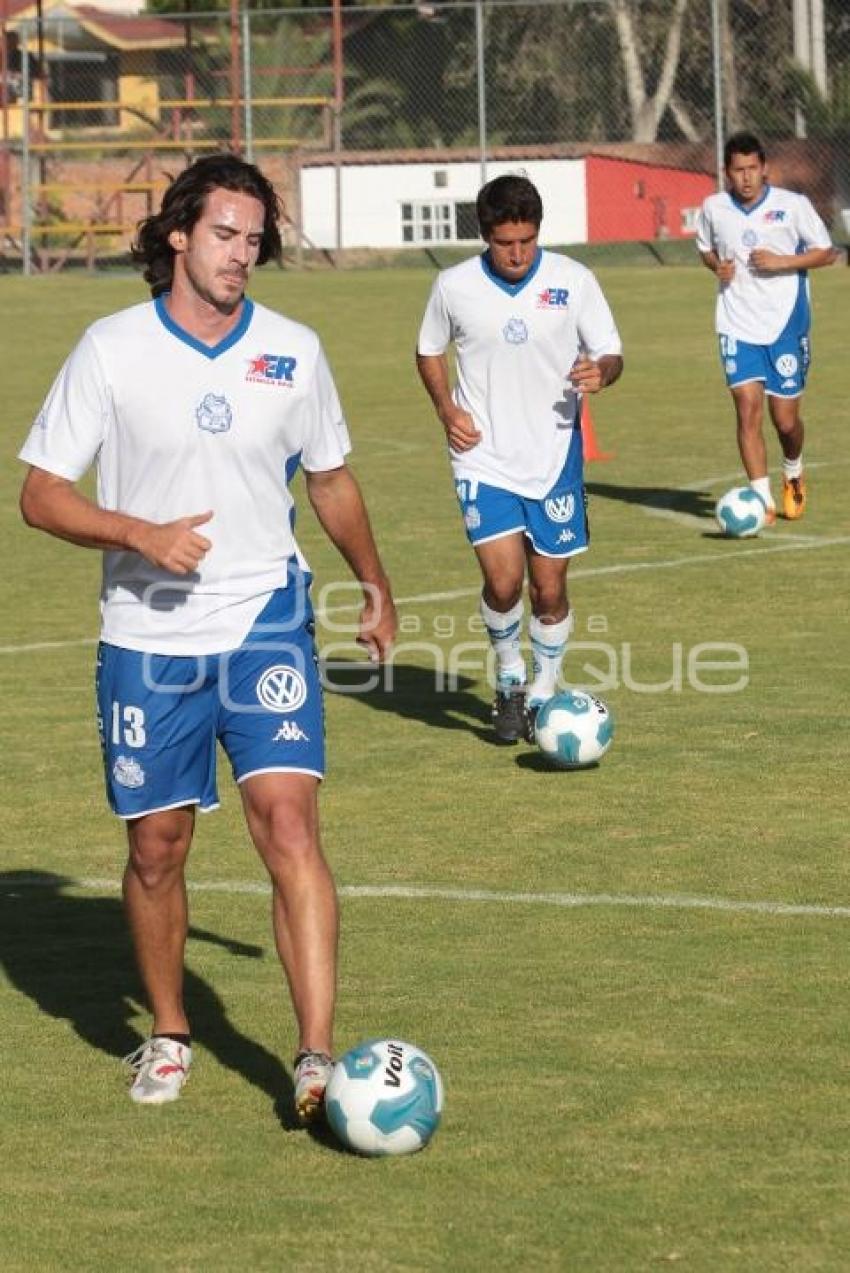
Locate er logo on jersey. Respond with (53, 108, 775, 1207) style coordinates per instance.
(537, 288, 569, 309)
(247, 354, 297, 386)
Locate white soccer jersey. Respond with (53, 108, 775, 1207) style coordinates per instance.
(417, 249, 622, 498)
(695, 185, 832, 345)
(19, 296, 351, 655)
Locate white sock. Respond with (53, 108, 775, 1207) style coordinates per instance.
(480, 596, 526, 686)
(750, 476, 774, 509)
(528, 612, 574, 706)
(782, 455, 803, 481)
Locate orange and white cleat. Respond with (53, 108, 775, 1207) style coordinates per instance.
(782, 474, 807, 520)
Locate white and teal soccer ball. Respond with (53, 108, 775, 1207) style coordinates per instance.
(714, 486, 767, 538)
(534, 690, 614, 769)
(325, 1038, 444, 1157)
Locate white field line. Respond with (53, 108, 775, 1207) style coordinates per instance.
(3, 535, 849, 654)
(4, 874, 850, 921)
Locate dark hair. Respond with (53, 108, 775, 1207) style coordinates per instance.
(724, 131, 766, 169)
(476, 174, 543, 238)
(132, 153, 282, 297)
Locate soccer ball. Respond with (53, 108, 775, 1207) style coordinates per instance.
(534, 690, 614, 769)
(325, 1038, 444, 1157)
(714, 486, 767, 538)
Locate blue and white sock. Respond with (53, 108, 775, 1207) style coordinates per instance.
(480, 596, 526, 687)
(528, 612, 574, 706)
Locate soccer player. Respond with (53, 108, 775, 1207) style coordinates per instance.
(18, 154, 396, 1120)
(415, 174, 623, 743)
(695, 131, 834, 521)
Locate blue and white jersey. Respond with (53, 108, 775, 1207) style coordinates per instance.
(417, 249, 622, 499)
(19, 297, 351, 655)
(695, 185, 832, 345)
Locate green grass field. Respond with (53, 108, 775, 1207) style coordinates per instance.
(1, 260, 849, 1271)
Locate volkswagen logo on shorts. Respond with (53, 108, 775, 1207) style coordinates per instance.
(256, 666, 307, 713)
(544, 493, 575, 524)
(774, 353, 798, 378)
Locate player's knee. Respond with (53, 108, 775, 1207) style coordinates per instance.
(127, 825, 190, 889)
(485, 579, 523, 611)
(259, 801, 321, 870)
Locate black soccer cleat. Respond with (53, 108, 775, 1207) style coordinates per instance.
(524, 702, 541, 745)
(491, 684, 528, 743)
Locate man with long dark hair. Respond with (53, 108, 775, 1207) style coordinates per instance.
(18, 154, 396, 1121)
(416, 174, 623, 743)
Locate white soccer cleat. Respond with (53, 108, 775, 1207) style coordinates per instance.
(124, 1037, 192, 1105)
(293, 1050, 334, 1124)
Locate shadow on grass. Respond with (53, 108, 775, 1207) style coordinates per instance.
(585, 479, 716, 520)
(0, 869, 300, 1130)
(322, 660, 504, 743)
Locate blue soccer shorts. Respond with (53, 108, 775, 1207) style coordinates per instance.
(454, 448, 589, 559)
(95, 574, 324, 819)
(718, 295, 811, 398)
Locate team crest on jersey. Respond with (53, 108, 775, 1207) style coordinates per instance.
(196, 392, 232, 434)
(545, 493, 575, 524)
(537, 288, 569, 309)
(763, 210, 786, 224)
(246, 353, 297, 386)
(503, 317, 528, 345)
(113, 755, 145, 788)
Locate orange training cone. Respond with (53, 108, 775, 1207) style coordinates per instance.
(580, 398, 615, 462)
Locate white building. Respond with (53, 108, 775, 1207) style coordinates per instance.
(298, 155, 588, 250)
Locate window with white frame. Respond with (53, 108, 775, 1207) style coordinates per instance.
(400, 200, 479, 244)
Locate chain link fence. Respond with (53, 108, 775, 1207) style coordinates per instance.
(1, 0, 848, 271)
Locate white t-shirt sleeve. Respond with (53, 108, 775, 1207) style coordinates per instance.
(300, 344, 352, 472)
(694, 201, 714, 255)
(18, 331, 111, 480)
(576, 270, 623, 361)
(416, 276, 452, 356)
(794, 195, 833, 251)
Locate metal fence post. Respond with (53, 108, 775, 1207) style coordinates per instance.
(475, 0, 487, 188)
(242, 8, 254, 163)
(710, 0, 724, 192)
(21, 19, 31, 277)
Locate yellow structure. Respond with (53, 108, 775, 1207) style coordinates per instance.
(1, 0, 189, 141)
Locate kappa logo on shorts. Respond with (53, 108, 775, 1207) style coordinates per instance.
(113, 755, 145, 789)
(273, 721, 310, 743)
(544, 493, 576, 524)
(774, 353, 799, 378)
(196, 392, 232, 434)
(556, 529, 576, 545)
(256, 665, 307, 713)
